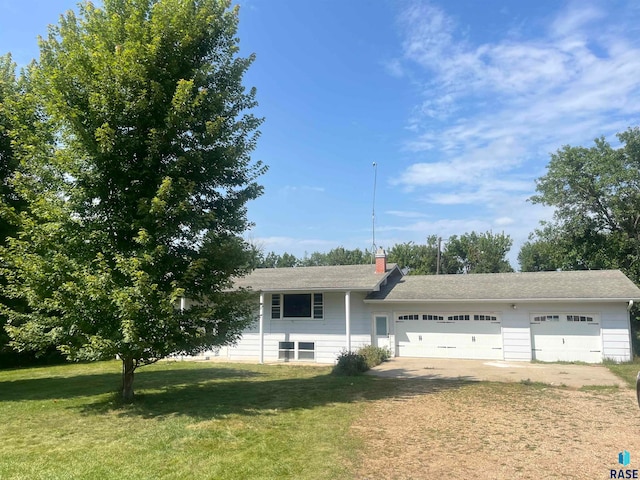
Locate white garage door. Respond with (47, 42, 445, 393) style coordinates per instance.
(530, 314, 602, 363)
(395, 313, 503, 360)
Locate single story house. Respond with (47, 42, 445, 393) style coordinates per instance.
(201, 249, 640, 364)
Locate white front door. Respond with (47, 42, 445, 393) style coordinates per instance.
(373, 314, 390, 350)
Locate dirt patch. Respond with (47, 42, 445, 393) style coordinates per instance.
(351, 381, 640, 479)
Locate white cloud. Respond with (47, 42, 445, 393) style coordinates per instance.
(550, 3, 604, 39)
(393, 0, 640, 157)
(494, 216, 514, 227)
(397, 136, 528, 188)
(377, 218, 490, 234)
(384, 0, 640, 271)
(250, 236, 350, 257)
(385, 210, 430, 218)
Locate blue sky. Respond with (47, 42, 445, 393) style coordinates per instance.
(2, 1, 640, 267)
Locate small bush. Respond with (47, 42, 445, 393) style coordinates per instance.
(332, 350, 368, 376)
(332, 345, 391, 376)
(358, 345, 391, 368)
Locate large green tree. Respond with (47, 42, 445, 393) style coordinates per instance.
(517, 224, 564, 272)
(387, 233, 513, 275)
(0, 54, 18, 363)
(300, 247, 370, 267)
(388, 236, 456, 275)
(0, 56, 16, 227)
(1, 0, 264, 401)
(527, 128, 640, 283)
(445, 231, 513, 274)
(0, 55, 59, 367)
(255, 247, 371, 268)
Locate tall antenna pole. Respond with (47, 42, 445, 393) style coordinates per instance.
(371, 162, 378, 261)
(436, 236, 442, 275)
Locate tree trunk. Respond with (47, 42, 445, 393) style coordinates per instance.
(121, 357, 136, 403)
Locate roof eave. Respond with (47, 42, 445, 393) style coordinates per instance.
(243, 265, 400, 294)
(363, 297, 640, 303)
(370, 265, 401, 293)
(251, 287, 376, 293)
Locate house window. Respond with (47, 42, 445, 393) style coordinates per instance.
(532, 315, 560, 322)
(283, 294, 311, 317)
(423, 314, 444, 321)
(375, 316, 388, 336)
(271, 294, 281, 319)
(278, 341, 315, 361)
(313, 293, 323, 319)
(278, 341, 295, 360)
(273, 293, 324, 319)
(398, 314, 420, 321)
(473, 314, 497, 321)
(448, 314, 470, 321)
(567, 315, 594, 322)
(298, 342, 315, 360)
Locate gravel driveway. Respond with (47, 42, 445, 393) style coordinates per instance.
(368, 357, 627, 388)
(354, 362, 638, 479)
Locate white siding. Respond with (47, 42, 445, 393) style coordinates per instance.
(601, 303, 633, 362)
(223, 291, 377, 364)
(189, 297, 632, 364)
(501, 311, 532, 361)
(228, 333, 264, 360)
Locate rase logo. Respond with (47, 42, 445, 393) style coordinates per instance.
(611, 450, 639, 479)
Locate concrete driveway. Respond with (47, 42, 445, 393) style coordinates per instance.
(368, 357, 628, 388)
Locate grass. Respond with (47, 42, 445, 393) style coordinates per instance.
(578, 384, 620, 392)
(518, 378, 553, 388)
(4, 358, 631, 479)
(604, 357, 640, 387)
(0, 360, 411, 480)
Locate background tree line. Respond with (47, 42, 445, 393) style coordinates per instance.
(254, 231, 514, 275)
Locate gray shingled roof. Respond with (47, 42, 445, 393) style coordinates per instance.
(234, 264, 399, 292)
(365, 269, 640, 302)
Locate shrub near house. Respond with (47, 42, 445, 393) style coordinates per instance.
(332, 346, 390, 376)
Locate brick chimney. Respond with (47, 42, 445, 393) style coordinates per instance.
(375, 247, 387, 274)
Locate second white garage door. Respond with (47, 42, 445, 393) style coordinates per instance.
(530, 314, 602, 363)
(395, 313, 503, 360)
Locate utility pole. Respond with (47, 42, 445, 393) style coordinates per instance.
(436, 236, 442, 275)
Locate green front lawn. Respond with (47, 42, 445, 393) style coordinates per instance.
(605, 358, 640, 387)
(0, 360, 400, 480)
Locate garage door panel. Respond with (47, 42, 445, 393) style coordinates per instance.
(531, 315, 601, 363)
(396, 315, 503, 360)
